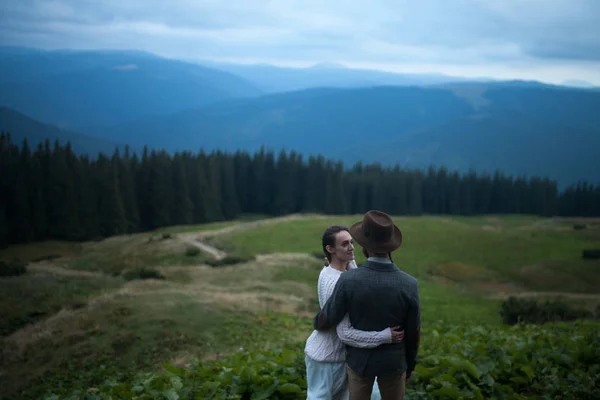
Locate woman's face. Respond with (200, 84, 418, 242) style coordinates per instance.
(327, 230, 355, 263)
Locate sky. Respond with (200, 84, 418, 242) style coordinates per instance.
(2, 0, 600, 85)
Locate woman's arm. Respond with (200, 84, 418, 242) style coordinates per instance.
(336, 314, 400, 348)
(335, 260, 403, 346)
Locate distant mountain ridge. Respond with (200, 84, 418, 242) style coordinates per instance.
(0, 107, 126, 155)
(0, 47, 262, 129)
(196, 60, 475, 93)
(90, 83, 600, 188)
(1, 46, 599, 189)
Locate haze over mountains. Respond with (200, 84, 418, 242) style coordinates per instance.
(196, 60, 476, 93)
(1, 46, 599, 189)
(0, 47, 261, 128)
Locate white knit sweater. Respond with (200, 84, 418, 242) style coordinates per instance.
(304, 261, 392, 363)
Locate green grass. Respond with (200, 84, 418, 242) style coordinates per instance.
(154, 221, 236, 235)
(0, 240, 83, 263)
(1, 289, 312, 400)
(0, 269, 123, 336)
(2, 214, 600, 399)
(60, 235, 209, 275)
(272, 265, 321, 286)
(154, 213, 270, 235)
(219, 214, 600, 294)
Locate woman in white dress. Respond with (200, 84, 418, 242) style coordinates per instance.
(304, 225, 404, 400)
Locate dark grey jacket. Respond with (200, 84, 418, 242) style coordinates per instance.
(313, 260, 421, 376)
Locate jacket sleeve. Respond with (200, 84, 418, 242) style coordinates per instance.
(404, 281, 421, 373)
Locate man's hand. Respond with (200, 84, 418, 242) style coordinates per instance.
(390, 326, 404, 343)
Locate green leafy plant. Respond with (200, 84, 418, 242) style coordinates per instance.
(43, 321, 600, 400)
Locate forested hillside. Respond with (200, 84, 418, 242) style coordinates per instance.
(99, 84, 600, 188)
(1, 133, 598, 248)
(2, 48, 599, 189)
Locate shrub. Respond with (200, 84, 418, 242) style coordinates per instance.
(582, 249, 600, 260)
(161, 233, 173, 240)
(204, 236, 236, 252)
(30, 254, 62, 262)
(206, 254, 255, 267)
(122, 267, 165, 281)
(573, 223, 587, 230)
(0, 259, 27, 277)
(500, 296, 593, 325)
(184, 246, 201, 257)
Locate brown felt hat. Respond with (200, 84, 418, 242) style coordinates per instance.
(349, 210, 402, 253)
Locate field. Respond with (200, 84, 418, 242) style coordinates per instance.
(1, 214, 600, 399)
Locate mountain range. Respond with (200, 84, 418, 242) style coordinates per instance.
(0, 46, 599, 189)
(0, 48, 261, 129)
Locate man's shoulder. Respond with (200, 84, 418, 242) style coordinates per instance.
(338, 266, 362, 282)
(396, 269, 418, 286)
(395, 269, 420, 301)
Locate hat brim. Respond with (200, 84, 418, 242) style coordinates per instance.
(349, 221, 403, 253)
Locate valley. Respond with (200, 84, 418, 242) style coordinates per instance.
(2, 47, 600, 188)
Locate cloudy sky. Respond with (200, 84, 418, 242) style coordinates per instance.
(2, 0, 600, 84)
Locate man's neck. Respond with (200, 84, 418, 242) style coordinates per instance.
(367, 253, 392, 264)
(369, 253, 388, 258)
(329, 259, 347, 272)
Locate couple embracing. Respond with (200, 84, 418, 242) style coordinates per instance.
(304, 210, 421, 400)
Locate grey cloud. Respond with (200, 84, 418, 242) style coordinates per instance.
(527, 41, 600, 61)
(1, 0, 600, 65)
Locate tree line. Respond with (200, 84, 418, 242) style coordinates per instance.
(1, 133, 598, 247)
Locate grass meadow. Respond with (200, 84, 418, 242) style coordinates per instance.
(1, 214, 599, 399)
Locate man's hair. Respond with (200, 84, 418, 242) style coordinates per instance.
(362, 247, 394, 263)
(322, 225, 349, 263)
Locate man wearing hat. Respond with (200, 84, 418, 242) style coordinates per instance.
(313, 210, 421, 400)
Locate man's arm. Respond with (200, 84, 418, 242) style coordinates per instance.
(404, 283, 421, 377)
(313, 275, 349, 331)
(336, 314, 394, 348)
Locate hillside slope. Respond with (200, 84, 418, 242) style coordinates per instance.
(0, 107, 124, 155)
(0, 48, 262, 128)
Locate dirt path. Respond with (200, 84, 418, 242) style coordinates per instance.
(181, 237, 226, 260)
(181, 213, 328, 260)
(196, 213, 328, 239)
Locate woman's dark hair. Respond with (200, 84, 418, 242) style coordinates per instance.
(322, 225, 349, 264)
